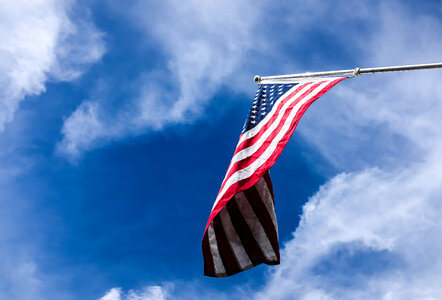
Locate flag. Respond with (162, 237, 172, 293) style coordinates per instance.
(202, 77, 346, 277)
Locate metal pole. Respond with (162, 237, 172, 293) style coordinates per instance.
(254, 62, 442, 84)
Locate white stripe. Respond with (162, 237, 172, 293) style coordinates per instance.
(234, 193, 277, 261)
(208, 223, 226, 275)
(255, 177, 278, 237)
(219, 208, 252, 269)
(212, 80, 335, 210)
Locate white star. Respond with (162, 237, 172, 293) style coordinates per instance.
(251, 120, 256, 124)
(252, 110, 257, 114)
(261, 112, 266, 116)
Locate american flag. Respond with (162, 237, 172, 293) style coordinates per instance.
(202, 77, 346, 277)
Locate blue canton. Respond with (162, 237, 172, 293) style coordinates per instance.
(242, 83, 298, 133)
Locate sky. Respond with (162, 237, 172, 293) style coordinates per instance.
(1, 0, 442, 299)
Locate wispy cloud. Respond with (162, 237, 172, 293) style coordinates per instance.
(0, 0, 105, 132)
(57, 0, 263, 160)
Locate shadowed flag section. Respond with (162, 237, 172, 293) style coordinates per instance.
(203, 77, 346, 277)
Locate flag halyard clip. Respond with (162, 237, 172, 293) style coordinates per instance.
(352, 67, 361, 78)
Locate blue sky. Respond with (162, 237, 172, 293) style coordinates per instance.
(1, 1, 442, 299)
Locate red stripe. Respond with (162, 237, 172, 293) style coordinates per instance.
(204, 77, 345, 233)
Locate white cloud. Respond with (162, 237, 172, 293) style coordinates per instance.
(58, 101, 106, 159)
(100, 288, 122, 300)
(57, 0, 263, 159)
(255, 2, 442, 299)
(99, 286, 166, 300)
(0, 0, 105, 132)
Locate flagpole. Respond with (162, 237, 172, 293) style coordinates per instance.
(254, 62, 442, 84)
